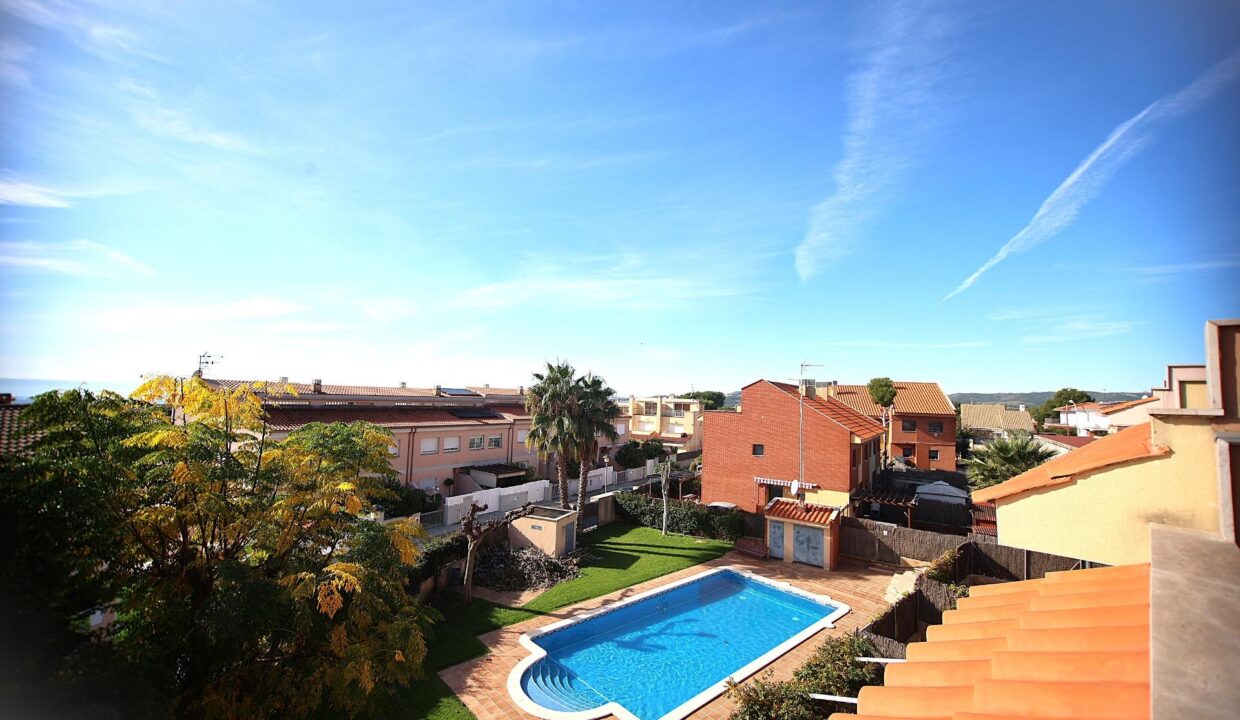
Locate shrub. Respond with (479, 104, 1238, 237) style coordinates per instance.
(408, 531, 468, 586)
(925, 547, 960, 584)
(382, 480, 428, 517)
(613, 491, 744, 540)
(793, 634, 881, 705)
(473, 545, 583, 592)
(614, 440, 647, 469)
(726, 673, 819, 720)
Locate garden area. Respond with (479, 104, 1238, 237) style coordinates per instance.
(399, 523, 734, 720)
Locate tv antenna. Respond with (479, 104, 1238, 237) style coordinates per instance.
(198, 351, 221, 376)
(796, 362, 823, 496)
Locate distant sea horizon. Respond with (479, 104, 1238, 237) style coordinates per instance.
(0, 377, 142, 404)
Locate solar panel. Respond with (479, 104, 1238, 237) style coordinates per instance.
(439, 387, 480, 397)
(448, 408, 501, 419)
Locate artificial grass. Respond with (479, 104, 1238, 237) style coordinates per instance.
(522, 523, 733, 613)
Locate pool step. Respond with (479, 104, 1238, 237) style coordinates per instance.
(523, 658, 607, 713)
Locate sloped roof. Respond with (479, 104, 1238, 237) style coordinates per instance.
(466, 386, 524, 396)
(973, 422, 1168, 503)
(263, 406, 512, 432)
(830, 563, 1151, 720)
(764, 497, 839, 525)
(1054, 397, 1156, 414)
(0, 405, 43, 456)
(1036, 433, 1097, 449)
(960, 403, 1035, 433)
(487, 403, 531, 419)
(766, 381, 884, 440)
(833, 382, 955, 417)
(207, 378, 439, 398)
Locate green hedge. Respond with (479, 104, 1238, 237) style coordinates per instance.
(408, 531, 468, 585)
(613, 491, 744, 541)
(728, 635, 880, 718)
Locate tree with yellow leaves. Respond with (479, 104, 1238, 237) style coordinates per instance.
(0, 376, 437, 719)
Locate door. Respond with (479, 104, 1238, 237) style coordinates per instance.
(564, 522, 575, 554)
(793, 525, 824, 567)
(768, 521, 785, 559)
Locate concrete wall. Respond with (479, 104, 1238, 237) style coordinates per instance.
(995, 416, 1220, 565)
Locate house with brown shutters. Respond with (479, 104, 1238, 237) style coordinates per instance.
(827, 381, 958, 471)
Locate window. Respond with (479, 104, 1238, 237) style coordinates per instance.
(902, 419, 916, 432)
(443, 436, 460, 453)
(487, 435, 503, 449)
(643, 402, 657, 415)
(929, 421, 944, 434)
(929, 449, 940, 461)
(753, 444, 765, 456)
(468, 435, 484, 450)
(614, 422, 626, 435)
(902, 446, 914, 458)
(516, 429, 529, 444)
(419, 437, 438, 455)
(669, 424, 684, 434)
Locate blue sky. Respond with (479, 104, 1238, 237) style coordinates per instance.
(1, 0, 1238, 396)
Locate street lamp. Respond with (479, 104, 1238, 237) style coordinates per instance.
(603, 455, 612, 493)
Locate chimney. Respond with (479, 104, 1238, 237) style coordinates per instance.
(313, 378, 322, 393)
(433, 384, 441, 396)
(278, 376, 288, 384)
(799, 378, 816, 399)
(484, 383, 490, 388)
(399, 381, 407, 388)
(1018, 404, 1026, 412)
(826, 380, 838, 397)
(519, 385, 524, 395)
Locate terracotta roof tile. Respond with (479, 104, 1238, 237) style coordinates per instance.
(207, 378, 438, 397)
(766, 382, 885, 440)
(832, 382, 955, 417)
(0, 405, 43, 456)
(1034, 433, 1097, 448)
(830, 564, 1151, 720)
(486, 403, 530, 418)
(764, 497, 840, 525)
(263, 406, 512, 432)
(960, 404, 1034, 433)
(972, 423, 1168, 503)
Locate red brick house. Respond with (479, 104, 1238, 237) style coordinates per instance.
(829, 381, 958, 471)
(701, 380, 884, 515)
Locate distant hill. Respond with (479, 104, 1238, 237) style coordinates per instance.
(723, 390, 741, 407)
(949, 391, 1145, 407)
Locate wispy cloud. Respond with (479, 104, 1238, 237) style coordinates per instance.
(0, 38, 31, 85)
(356, 297, 418, 322)
(0, 0, 161, 60)
(0, 173, 141, 208)
(795, 1, 961, 280)
(1124, 253, 1240, 280)
(943, 47, 1240, 301)
(0, 239, 155, 276)
(120, 80, 261, 154)
(990, 307, 1139, 345)
(816, 340, 990, 349)
(95, 296, 306, 331)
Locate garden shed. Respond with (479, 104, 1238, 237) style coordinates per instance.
(509, 505, 579, 557)
(763, 497, 842, 570)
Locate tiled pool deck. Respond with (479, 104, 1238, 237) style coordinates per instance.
(439, 552, 896, 720)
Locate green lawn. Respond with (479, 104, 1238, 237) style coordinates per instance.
(522, 524, 733, 613)
(405, 523, 733, 719)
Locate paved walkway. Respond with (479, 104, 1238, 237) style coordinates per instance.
(438, 552, 896, 720)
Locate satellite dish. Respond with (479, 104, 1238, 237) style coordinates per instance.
(791, 480, 801, 496)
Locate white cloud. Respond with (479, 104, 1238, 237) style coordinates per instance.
(356, 297, 418, 322)
(94, 296, 307, 331)
(795, 1, 961, 280)
(943, 47, 1240, 301)
(0, 38, 31, 85)
(816, 340, 990, 349)
(0, 177, 73, 207)
(0, 239, 155, 276)
(130, 102, 260, 154)
(1127, 254, 1240, 280)
(989, 308, 1139, 345)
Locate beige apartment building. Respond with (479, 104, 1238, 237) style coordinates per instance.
(626, 395, 702, 451)
(206, 379, 630, 498)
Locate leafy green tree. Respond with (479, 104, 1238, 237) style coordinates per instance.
(867, 377, 898, 462)
(1, 379, 435, 719)
(525, 362, 579, 509)
(966, 434, 1057, 489)
(1032, 388, 1095, 426)
(571, 373, 621, 520)
(680, 390, 725, 410)
(614, 440, 647, 469)
(640, 439, 666, 459)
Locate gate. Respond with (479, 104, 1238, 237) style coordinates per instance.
(793, 525, 825, 567)
(768, 521, 785, 559)
(742, 511, 765, 538)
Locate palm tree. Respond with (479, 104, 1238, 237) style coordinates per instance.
(966, 434, 1057, 489)
(569, 373, 620, 520)
(525, 362, 578, 509)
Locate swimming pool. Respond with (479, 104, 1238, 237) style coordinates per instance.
(507, 567, 851, 720)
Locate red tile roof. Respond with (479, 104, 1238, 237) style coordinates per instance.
(1036, 433, 1097, 448)
(830, 563, 1151, 720)
(0, 405, 43, 456)
(764, 497, 840, 525)
(766, 382, 885, 440)
(1053, 397, 1156, 414)
(974, 423, 1168, 503)
(263, 406, 513, 432)
(207, 378, 438, 397)
(832, 381, 955, 417)
(486, 403, 531, 418)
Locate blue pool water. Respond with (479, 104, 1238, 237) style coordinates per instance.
(518, 570, 837, 720)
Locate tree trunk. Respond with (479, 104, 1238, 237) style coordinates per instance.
(462, 540, 478, 602)
(661, 462, 671, 535)
(557, 453, 570, 509)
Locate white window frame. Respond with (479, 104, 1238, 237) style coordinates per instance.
(420, 437, 439, 455)
(487, 435, 503, 449)
(468, 435, 484, 450)
(614, 422, 627, 435)
(516, 429, 529, 444)
(443, 436, 460, 453)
